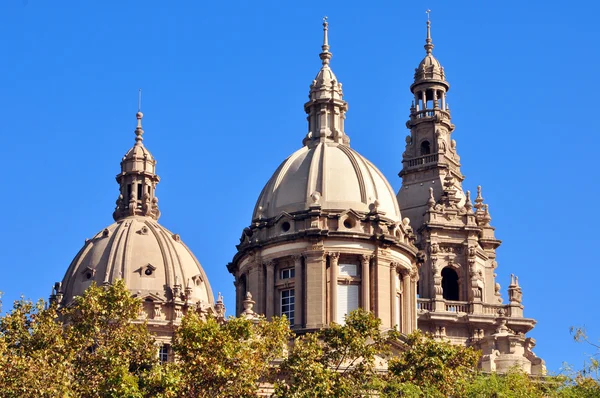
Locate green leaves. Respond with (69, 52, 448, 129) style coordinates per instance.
(172, 313, 292, 397)
(2, 285, 600, 398)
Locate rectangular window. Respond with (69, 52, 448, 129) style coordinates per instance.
(137, 184, 143, 200)
(159, 345, 169, 364)
(280, 268, 295, 280)
(336, 284, 359, 324)
(281, 289, 295, 324)
(339, 263, 357, 277)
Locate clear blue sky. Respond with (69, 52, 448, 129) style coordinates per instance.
(0, 0, 597, 373)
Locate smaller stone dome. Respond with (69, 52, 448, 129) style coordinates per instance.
(60, 217, 213, 307)
(253, 142, 401, 221)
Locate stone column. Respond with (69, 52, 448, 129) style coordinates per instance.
(329, 252, 340, 324)
(248, 264, 263, 315)
(293, 255, 304, 328)
(360, 255, 371, 311)
(390, 264, 397, 329)
(433, 89, 439, 108)
(410, 267, 419, 331)
(375, 250, 393, 327)
(304, 249, 326, 329)
(422, 91, 427, 110)
(441, 91, 446, 110)
(415, 93, 420, 111)
(402, 269, 411, 333)
(234, 278, 241, 316)
(265, 260, 275, 319)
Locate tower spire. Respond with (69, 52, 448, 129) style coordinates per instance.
(320, 16, 332, 65)
(113, 103, 161, 221)
(302, 17, 349, 147)
(425, 10, 434, 55)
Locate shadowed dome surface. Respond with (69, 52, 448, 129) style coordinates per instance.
(60, 217, 213, 305)
(253, 142, 401, 221)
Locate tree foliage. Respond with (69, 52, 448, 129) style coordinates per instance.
(386, 329, 480, 396)
(274, 308, 398, 397)
(2, 282, 600, 397)
(172, 312, 291, 397)
(0, 280, 156, 398)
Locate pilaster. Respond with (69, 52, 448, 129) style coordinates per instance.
(303, 248, 326, 329)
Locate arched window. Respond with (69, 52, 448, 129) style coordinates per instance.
(441, 267, 459, 301)
(420, 140, 431, 155)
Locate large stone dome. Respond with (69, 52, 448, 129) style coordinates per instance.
(54, 112, 219, 343)
(253, 142, 401, 221)
(60, 216, 213, 307)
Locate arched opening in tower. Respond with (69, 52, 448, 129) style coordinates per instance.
(420, 140, 431, 155)
(441, 267, 459, 301)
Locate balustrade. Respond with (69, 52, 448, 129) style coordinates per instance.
(444, 301, 469, 313)
(406, 153, 438, 168)
(416, 299, 511, 317)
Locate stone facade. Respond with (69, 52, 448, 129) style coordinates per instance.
(230, 19, 544, 375)
(397, 20, 544, 375)
(228, 19, 419, 335)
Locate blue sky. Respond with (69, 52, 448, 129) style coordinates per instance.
(0, 0, 598, 373)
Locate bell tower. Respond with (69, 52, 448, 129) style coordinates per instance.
(397, 17, 465, 230)
(396, 15, 545, 375)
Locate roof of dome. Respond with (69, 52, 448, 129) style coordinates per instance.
(253, 142, 401, 221)
(411, 19, 449, 90)
(60, 216, 214, 306)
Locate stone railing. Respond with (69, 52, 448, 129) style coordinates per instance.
(410, 109, 451, 120)
(482, 303, 507, 316)
(417, 299, 513, 317)
(417, 298, 432, 312)
(406, 153, 439, 168)
(445, 301, 470, 313)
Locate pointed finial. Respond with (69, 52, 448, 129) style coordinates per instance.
(135, 89, 144, 146)
(475, 185, 484, 210)
(465, 190, 473, 212)
(424, 10, 434, 55)
(427, 186, 436, 209)
(320, 16, 332, 65)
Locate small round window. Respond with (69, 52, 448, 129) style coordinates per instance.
(343, 218, 355, 229)
(145, 268, 153, 276)
(281, 221, 291, 232)
(86, 272, 93, 280)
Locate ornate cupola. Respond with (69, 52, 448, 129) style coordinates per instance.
(302, 17, 349, 148)
(112, 112, 161, 221)
(229, 19, 419, 334)
(396, 14, 544, 376)
(398, 16, 465, 230)
(55, 110, 220, 347)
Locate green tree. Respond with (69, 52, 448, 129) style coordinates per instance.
(0, 298, 72, 397)
(63, 280, 158, 397)
(386, 329, 481, 397)
(274, 308, 397, 397)
(0, 280, 158, 398)
(172, 312, 291, 397)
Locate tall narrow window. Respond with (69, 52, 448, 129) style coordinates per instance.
(137, 184, 143, 200)
(441, 267, 459, 301)
(159, 345, 169, 364)
(336, 284, 359, 324)
(281, 289, 295, 324)
(420, 141, 431, 155)
(127, 184, 132, 200)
